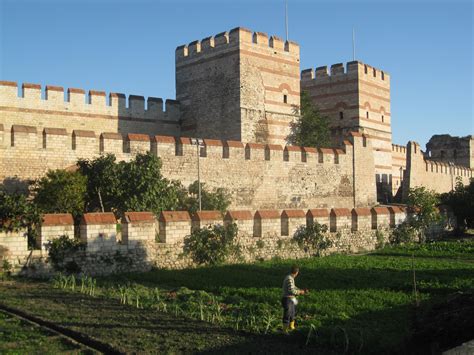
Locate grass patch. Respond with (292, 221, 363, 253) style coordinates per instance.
(1, 240, 472, 353)
(96, 240, 474, 353)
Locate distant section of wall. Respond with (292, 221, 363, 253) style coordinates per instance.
(0, 125, 377, 209)
(403, 141, 473, 199)
(391, 143, 407, 198)
(0, 81, 181, 142)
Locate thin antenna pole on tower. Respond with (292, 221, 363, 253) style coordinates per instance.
(352, 27, 356, 61)
(285, 0, 289, 41)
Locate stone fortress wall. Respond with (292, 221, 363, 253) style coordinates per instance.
(0, 26, 472, 275)
(0, 26, 472, 209)
(0, 113, 378, 209)
(403, 141, 472, 199)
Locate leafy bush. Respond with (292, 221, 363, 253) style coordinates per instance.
(33, 170, 87, 220)
(406, 186, 441, 242)
(1, 259, 13, 278)
(375, 229, 385, 249)
(183, 223, 240, 265)
(46, 235, 85, 272)
(389, 221, 417, 245)
(293, 222, 332, 255)
(256, 239, 265, 249)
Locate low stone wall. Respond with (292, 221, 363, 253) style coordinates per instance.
(0, 206, 416, 276)
(0, 206, 412, 275)
(0, 230, 30, 270)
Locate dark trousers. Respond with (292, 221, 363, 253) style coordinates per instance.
(281, 297, 296, 325)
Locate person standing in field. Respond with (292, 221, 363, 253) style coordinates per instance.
(281, 265, 307, 333)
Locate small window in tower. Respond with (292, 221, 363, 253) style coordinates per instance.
(339, 112, 344, 120)
(382, 115, 384, 122)
(373, 68, 376, 77)
(283, 94, 288, 104)
(364, 65, 368, 74)
(381, 71, 385, 80)
(366, 111, 369, 119)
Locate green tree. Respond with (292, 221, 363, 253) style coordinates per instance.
(33, 170, 87, 219)
(116, 153, 185, 215)
(77, 154, 121, 213)
(406, 186, 441, 241)
(288, 91, 331, 147)
(0, 190, 40, 233)
(440, 178, 474, 229)
(182, 181, 231, 214)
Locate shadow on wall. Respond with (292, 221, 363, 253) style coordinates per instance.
(1, 176, 32, 194)
(46, 241, 154, 276)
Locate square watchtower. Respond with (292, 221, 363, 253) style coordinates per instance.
(175, 27, 300, 144)
(301, 61, 393, 202)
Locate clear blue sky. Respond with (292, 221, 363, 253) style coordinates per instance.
(1, 0, 472, 147)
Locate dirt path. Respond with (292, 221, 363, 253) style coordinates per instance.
(0, 280, 325, 354)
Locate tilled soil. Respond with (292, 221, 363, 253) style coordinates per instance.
(0, 280, 327, 354)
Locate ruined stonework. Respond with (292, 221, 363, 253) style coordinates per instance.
(176, 27, 300, 143)
(426, 135, 473, 168)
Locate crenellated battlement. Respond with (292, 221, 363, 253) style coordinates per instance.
(392, 144, 407, 154)
(301, 61, 390, 84)
(0, 81, 180, 116)
(0, 124, 358, 165)
(424, 158, 472, 177)
(176, 27, 300, 63)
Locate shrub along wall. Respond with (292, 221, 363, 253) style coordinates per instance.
(1, 207, 415, 275)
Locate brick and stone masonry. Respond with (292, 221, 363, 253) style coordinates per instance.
(1, 207, 417, 275)
(0, 26, 472, 210)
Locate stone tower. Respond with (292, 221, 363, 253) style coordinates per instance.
(175, 27, 300, 144)
(301, 61, 392, 202)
